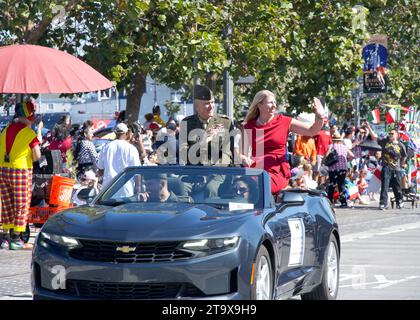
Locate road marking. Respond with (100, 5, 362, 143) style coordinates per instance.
(0, 292, 32, 300)
(0, 296, 32, 300)
(341, 221, 420, 243)
(341, 264, 420, 269)
(340, 274, 363, 282)
(372, 275, 420, 289)
(340, 215, 420, 228)
(0, 273, 31, 279)
(339, 275, 420, 289)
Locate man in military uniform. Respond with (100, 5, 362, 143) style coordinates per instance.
(136, 174, 180, 203)
(179, 85, 236, 197)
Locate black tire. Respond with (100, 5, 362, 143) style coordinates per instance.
(301, 236, 340, 300)
(250, 245, 273, 300)
(20, 224, 31, 243)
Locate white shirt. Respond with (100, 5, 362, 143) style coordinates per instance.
(303, 175, 318, 189)
(343, 138, 353, 150)
(97, 139, 141, 189)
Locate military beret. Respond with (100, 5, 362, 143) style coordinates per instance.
(194, 85, 214, 100)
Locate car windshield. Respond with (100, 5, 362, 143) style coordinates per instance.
(96, 167, 264, 210)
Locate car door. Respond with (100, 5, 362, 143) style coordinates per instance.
(267, 199, 316, 296)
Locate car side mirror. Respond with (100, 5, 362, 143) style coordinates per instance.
(77, 187, 97, 204)
(276, 191, 305, 205)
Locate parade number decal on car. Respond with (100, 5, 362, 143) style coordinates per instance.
(288, 218, 305, 266)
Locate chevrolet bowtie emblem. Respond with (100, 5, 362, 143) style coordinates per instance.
(116, 246, 136, 253)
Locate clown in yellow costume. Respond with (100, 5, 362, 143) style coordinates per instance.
(0, 100, 42, 250)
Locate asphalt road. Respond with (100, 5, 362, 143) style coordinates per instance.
(337, 202, 420, 300)
(0, 197, 419, 300)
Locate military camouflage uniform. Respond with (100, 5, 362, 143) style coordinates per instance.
(179, 113, 235, 197)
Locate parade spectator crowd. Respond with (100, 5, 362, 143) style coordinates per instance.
(0, 86, 419, 250)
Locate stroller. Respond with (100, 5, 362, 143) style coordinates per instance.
(390, 167, 419, 209)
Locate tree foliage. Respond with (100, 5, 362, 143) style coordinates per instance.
(0, 0, 417, 121)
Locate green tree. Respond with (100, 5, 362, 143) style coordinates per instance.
(164, 100, 180, 120)
(0, 1, 80, 45)
(227, 1, 367, 114)
(3, 0, 415, 123)
(176, 1, 367, 115)
(73, 0, 229, 123)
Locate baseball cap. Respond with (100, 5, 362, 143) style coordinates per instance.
(166, 122, 177, 131)
(115, 123, 128, 133)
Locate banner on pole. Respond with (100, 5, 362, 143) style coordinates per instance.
(363, 35, 388, 94)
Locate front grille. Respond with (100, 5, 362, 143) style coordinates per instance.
(59, 280, 205, 299)
(69, 240, 192, 263)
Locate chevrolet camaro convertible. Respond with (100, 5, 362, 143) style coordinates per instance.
(32, 166, 340, 300)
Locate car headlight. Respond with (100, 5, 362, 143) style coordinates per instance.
(180, 236, 240, 256)
(39, 232, 82, 250)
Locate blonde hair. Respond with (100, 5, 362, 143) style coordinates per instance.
(244, 90, 276, 123)
(298, 156, 307, 168)
(303, 164, 312, 172)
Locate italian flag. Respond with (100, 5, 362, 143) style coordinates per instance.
(368, 108, 380, 124)
(385, 108, 398, 124)
(404, 106, 417, 124)
(347, 185, 360, 201)
(367, 167, 382, 194)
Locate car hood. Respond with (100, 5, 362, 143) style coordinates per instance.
(45, 203, 254, 241)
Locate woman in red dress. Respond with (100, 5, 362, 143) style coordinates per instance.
(242, 90, 325, 194)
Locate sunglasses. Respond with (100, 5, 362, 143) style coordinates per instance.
(234, 187, 249, 194)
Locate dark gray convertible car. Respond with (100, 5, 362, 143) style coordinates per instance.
(31, 166, 340, 300)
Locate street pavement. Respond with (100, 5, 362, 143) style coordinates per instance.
(0, 196, 419, 300)
(337, 201, 420, 300)
(0, 225, 36, 300)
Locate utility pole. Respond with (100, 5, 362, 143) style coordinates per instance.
(192, 58, 200, 115)
(222, 11, 234, 119)
(115, 87, 120, 112)
(192, 22, 200, 115)
(153, 81, 157, 106)
(223, 70, 234, 119)
(354, 76, 363, 127)
(354, 86, 360, 127)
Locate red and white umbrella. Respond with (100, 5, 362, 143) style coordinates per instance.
(0, 44, 112, 94)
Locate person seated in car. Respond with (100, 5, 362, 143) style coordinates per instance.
(137, 174, 179, 202)
(188, 175, 208, 203)
(72, 170, 99, 206)
(231, 177, 258, 203)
